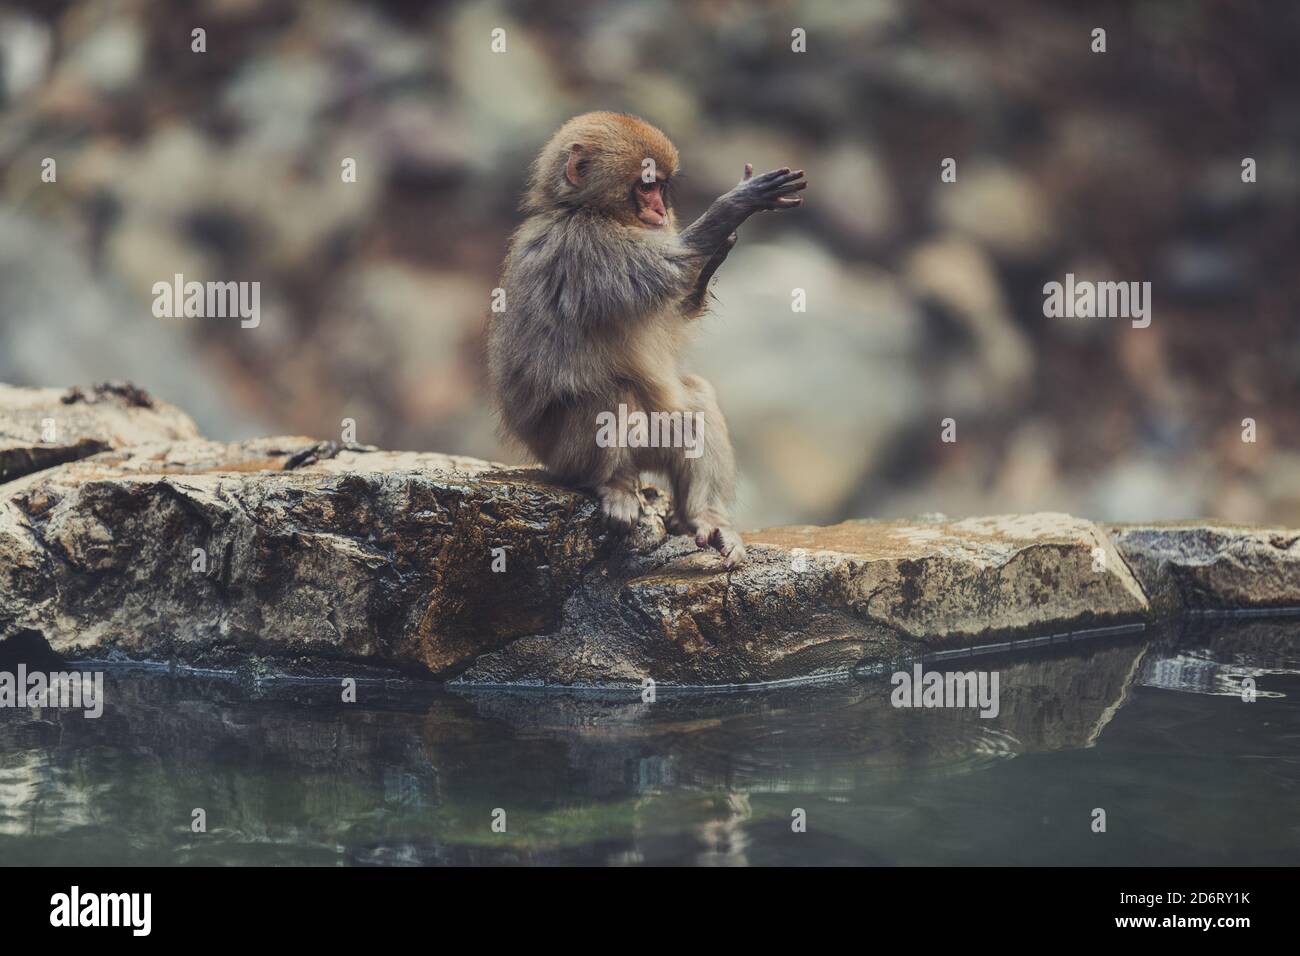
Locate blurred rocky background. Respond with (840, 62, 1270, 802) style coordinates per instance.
(0, 0, 1297, 529)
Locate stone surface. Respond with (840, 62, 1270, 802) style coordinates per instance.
(2, 430, 1151, 685)
(0, 438, 602, 679)
(463, 512, 1149, 685)
(1110, 523, 1300, 615)
(0, 382, 200, 483)
(2, 384, 1297, 686)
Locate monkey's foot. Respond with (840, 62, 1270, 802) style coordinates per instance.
(665, 512, 692, 536)
(597, 484, 641, 534)
(695, 523, 747, 569)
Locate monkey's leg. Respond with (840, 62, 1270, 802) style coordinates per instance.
(537, 401, 642, 534)
(643, 374, 745, 568)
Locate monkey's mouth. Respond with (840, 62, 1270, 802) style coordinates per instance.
(638, 210, 667, 227)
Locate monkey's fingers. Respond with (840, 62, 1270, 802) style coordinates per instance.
(599, 486, 642, 535)
(753, 173, 806, 202)
(765, 170, 806, 190)
(712, 527, 747, 568)
(722, 540, 747, 569)
(762, 178, 807, 209)
(731, 166, 805, 212)
(757, 167, 804, 186)
(748, 166, 793, 186)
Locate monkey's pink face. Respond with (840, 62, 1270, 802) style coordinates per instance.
(635, 178, 669, 228)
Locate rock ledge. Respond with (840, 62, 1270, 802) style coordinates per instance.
(1, 384, 1296, 685)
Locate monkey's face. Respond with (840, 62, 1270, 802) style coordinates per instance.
(634, 177, 670, 228)
(525, 112, 682, 230)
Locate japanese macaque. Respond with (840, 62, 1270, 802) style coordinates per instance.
(487, 112, 806, 567)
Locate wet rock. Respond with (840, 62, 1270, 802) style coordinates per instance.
(464, 512, 1149, 685)
(0, 382, 199, 483)
(1110, 523, 1300, 616)
(0, 439, 600, 679)
(2, 385, 1296, 686)
(1140, 617, 1299, 696)
(2, 425, 1149, 684)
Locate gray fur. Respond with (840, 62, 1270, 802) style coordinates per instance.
(487, 142, 805, 568)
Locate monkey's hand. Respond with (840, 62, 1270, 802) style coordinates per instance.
(729, 163, 807, 214)
(679, 164, 806, 257)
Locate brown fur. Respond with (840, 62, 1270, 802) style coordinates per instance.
(523, 112, 681, 228)
(488, 112, 806, 567)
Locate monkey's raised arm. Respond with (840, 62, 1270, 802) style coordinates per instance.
(678, 165, 806, 259)
(681, 231, 737, 318)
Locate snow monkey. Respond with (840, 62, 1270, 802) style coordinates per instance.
(487, 112, 806, 567)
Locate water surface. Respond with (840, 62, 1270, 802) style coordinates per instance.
(0, 618, 1296, 865)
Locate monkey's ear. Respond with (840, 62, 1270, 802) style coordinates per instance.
(564, 144, 585, 186)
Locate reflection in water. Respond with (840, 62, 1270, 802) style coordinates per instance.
(1140, 618, 1300, 698)
(0, 619, 1295, 865)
